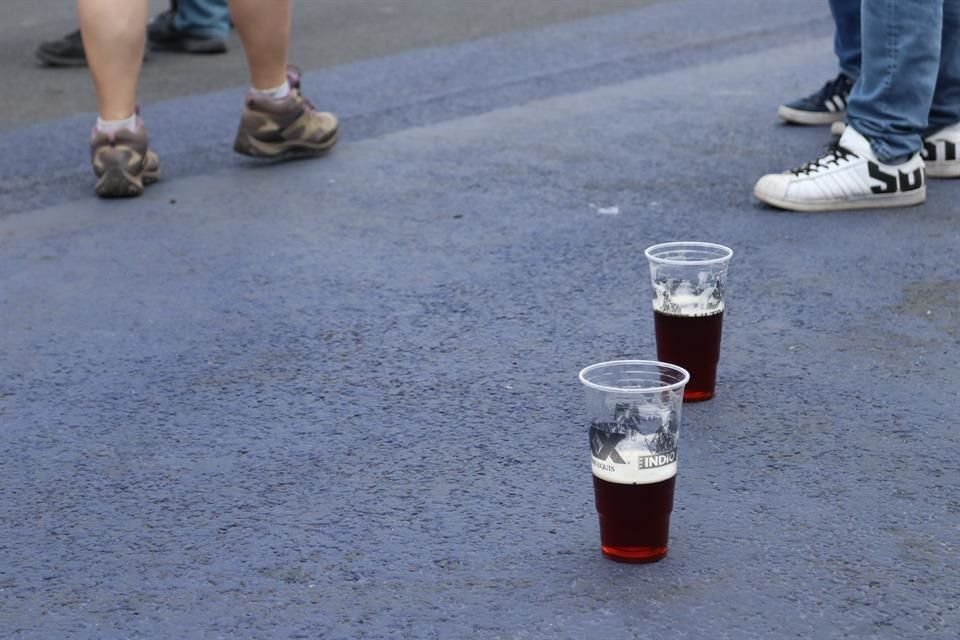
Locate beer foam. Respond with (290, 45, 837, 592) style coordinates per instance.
(651, 287, 724, 316)
(591, 455, 677, 485)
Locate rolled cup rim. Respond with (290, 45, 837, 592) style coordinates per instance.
(578, 360, 690, 394)
(644, 241, 733, 266)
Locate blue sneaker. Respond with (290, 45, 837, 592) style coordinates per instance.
(778, 73, 855, 125)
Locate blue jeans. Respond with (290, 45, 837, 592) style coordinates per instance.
(830, 0, 861, 79)
(847, 0, 960, 161)
(173, 0, 230, 38)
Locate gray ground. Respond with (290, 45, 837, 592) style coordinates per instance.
(2, 1, 959, 639)
(1, 0, 661, 131)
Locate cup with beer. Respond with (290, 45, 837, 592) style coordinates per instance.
(579, 360, 690, 563)
(644, 241, 733, 402)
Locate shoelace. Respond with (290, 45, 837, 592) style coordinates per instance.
(286, 67, 318, 113)
(297, 91, 318, 113)
(816, 73, 853, 101)
(790, 143, 858, 176)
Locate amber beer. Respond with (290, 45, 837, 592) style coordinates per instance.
(653, 308, 724, 402)
(593, 473, 676, 563)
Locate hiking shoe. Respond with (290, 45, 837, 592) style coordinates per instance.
(233, 66, 339, 159)
(148, 9, 228, 54)
(922, 122, 960, 178)
(778, 72, 855, 125)
(89, 118, 160, 198)
(832, 121, 960, 178)
(754, 126, 926, 211)
(35, 29, 86, 67)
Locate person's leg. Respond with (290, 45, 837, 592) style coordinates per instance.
(921, 0, 960, 177)
(229, 0, 291, 90)
(78, 0, 159, 197)
(755, 0, 937, 212)
(927, 0, 960, 134)
(229, 0, 339, 159)
(777, 0, 860, 125)
(830, 0, 861, 80)
(78, 0, 149, 120)
(846, 0, 943, 162)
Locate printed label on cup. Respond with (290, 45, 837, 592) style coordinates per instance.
(589, 425, 677, 484)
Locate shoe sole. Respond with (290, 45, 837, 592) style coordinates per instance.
(754, 185, 927, 212)
(233, 126, 340, 159)
(94, 149, 160, 198)
(777, 105, 845, 126)
(36, 51, 149, 67)
(149, 39, 228, 54)
(926, 163, 960, 178)
(35, 51, 87, 67)
(95, 166, 159, 198)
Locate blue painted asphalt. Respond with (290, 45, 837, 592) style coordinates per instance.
(1, 1, 958, 638)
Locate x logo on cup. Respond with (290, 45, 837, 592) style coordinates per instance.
(590, 427, 626, 464)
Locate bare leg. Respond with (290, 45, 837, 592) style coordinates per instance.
(77, 0, 149, 120)
(229, 0, 291, 90)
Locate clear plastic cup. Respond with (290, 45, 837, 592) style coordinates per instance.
(579, 360, 690, 563)
(644, 242, 733, 402)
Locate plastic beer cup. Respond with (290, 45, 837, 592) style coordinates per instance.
(644, 242, 733, 402)
(579, 360, 689, 563)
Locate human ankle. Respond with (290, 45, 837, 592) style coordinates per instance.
(250, 79, 290, 100)
(96, 113, 138, 134)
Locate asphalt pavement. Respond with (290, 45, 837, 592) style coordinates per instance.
(0, 0, 658, 131)
(1, 1, 959, 639)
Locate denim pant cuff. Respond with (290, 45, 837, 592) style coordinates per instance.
(839, 66, 859, 81)
(173, 15, 230, 39)
(867, 136, 914, 164)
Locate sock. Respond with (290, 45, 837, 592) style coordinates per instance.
(250, 79, 290, 100)
(96, 113, 138, 134)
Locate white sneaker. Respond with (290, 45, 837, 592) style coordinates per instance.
(831, 121, 959, 178)
(923, 122, 960, 178)
(754, 126, 926, 212)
